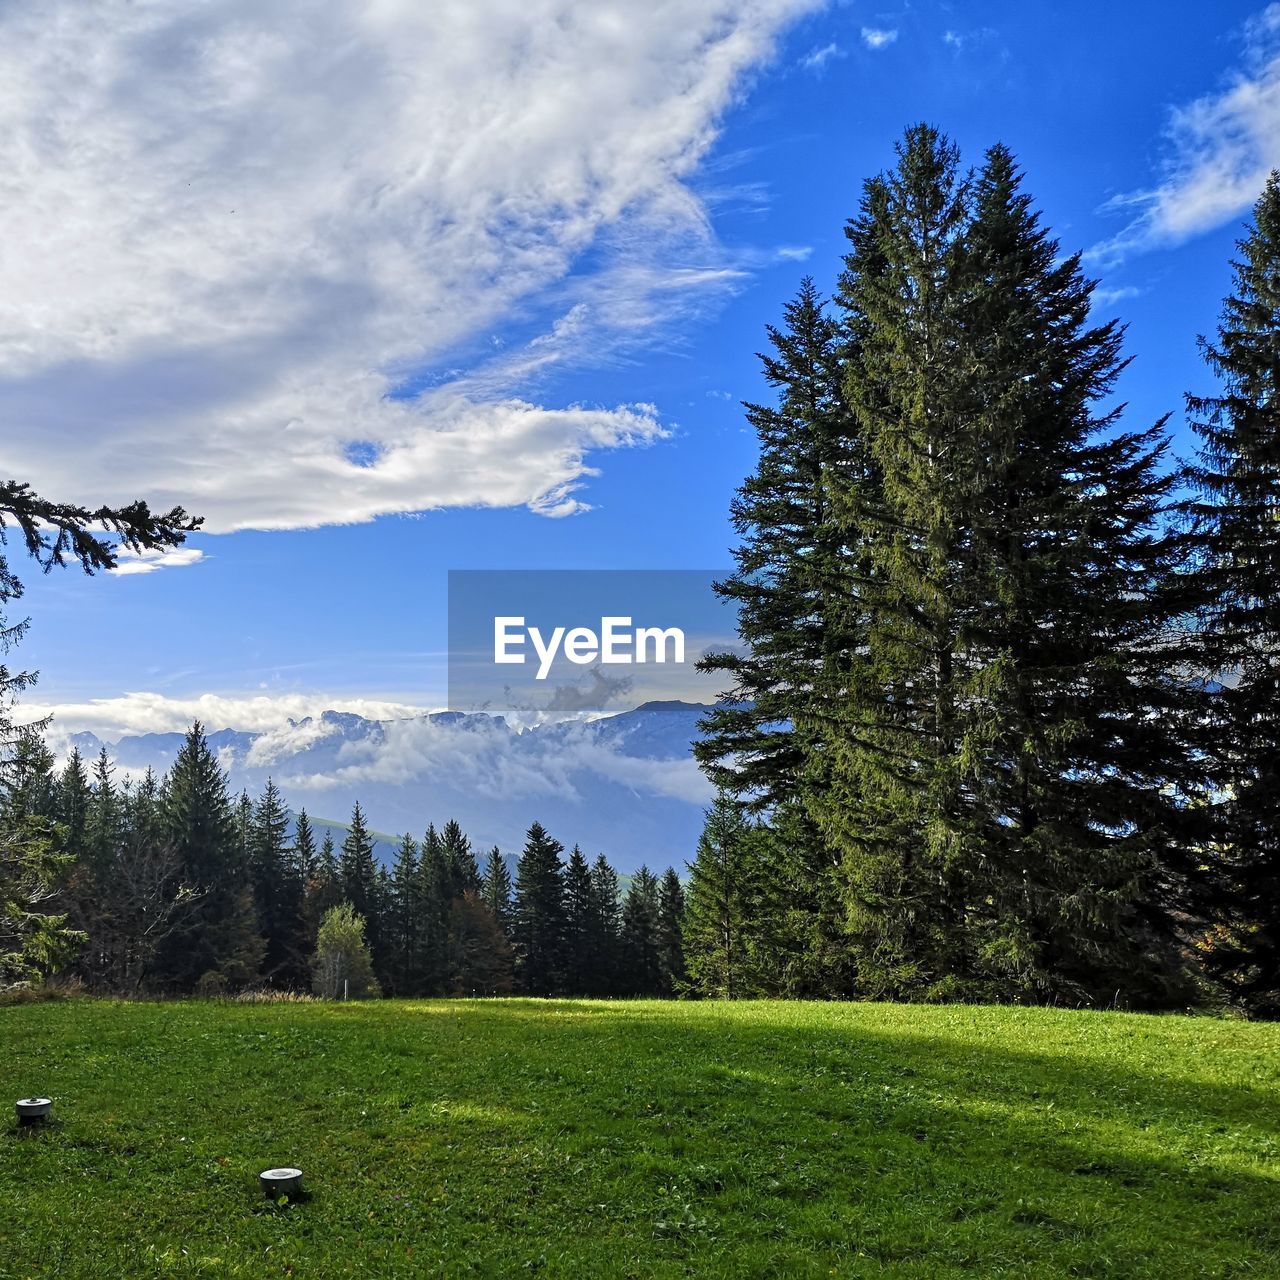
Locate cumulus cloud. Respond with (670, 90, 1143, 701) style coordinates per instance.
(861, 27, 898, 50)
(1092, 4, 1280, 264)
(107, 547, 205, 576)
(0, 0, 817, 532)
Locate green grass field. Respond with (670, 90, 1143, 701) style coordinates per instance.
(1, 999, 1277, 1278)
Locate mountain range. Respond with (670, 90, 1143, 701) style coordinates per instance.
(68, 701, 718, 873)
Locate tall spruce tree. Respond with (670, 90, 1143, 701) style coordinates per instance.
(386, 832, 420, 995)
(441, 819, 480, 896)
(309, 829, 344, 918)
(481, 846, 513, 935)
(1187, 170, 1280, 1015)
(693, 278, 863, 999)
(340, 802, 377, 928)
(816, 127, 1204, 1004)
(56, 749, 90, 856)
(620, 866, 663, 995)
(512, 821, 565, 995)
(155, 723, 262, 990)
(249, 779, 306, 986)
(657, 867, 687, 996)
(587, 854, 622, 995)
(415, 823, 450, 995)
(683, 793, 761, 998)
(696, 277, 851, 806)
(561, 844, 595, 994)
(291, 809, 321, 962)
(84, 749, 122, 874)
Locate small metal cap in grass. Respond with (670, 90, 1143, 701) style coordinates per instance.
(15, 1098, 52, 1125)
(259, 1167, 304, 1199)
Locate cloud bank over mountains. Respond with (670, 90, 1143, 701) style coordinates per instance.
(0, 0, 817, 532)
(66, 701, 716, 871)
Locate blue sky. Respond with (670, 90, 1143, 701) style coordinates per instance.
(9, 0, 1280, 740)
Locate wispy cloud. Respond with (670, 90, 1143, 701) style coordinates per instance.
(861, 27, 898, 50)
(942, 28, 997, 52)
(1090, 284, 1144, 309)
(801, 41, 845, 71)
(108, 547, 205, 576)
(1092, 3, 1280, 265)
(0, 0, 819, 533)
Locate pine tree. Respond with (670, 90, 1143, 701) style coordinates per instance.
(72, 747, 125, 984)
(683, 794, 761, 998)
(696, 277, 852, 807)
(385, 832, 419, 995)
(441, 819, 480, 896)
(587, 854, 622, 995)
(415, 823, 450, 995)
(288, 808, 318, 978)
(340, 801, 377, 929)
(2, 730, 57, 823)
(512, 821, 565, 995)
(481, 846, 513, 935)
(84, 748, 122, 874)
(249, 779, 306, 986)
(561, 844, 595, 994)
(56, 748, 90, 855)
(308, 829, 344, 919)
(154, 723, 262, 991)
(83, 768, 202, 993)
(817, 128, 1205, 1004)
(233, 789, 253, 870)
(1187, 170, 1280, 1015)
(620, 866, 663, 995)
(657, 867, 686, 996)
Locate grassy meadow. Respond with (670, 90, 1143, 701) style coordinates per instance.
(1, 998, 1277, 1278)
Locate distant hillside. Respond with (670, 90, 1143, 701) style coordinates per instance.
(68, 701, 718, 873)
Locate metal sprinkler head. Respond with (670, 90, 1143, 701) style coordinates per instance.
(15, 1097, 52, 1125)
(259, 1166, 304, 1199)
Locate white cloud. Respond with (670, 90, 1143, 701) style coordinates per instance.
(107, 547, 205, 576)
(278, 714, 713, 806)
(1090, 284, 1143, 309)
(33, 690, 714, 809)
(0, 0, 818, 532)
(23, 691, 432, 741)
(1092, 4, 1280, 263)
(861, 27, 898, 50)
(801, 41, 845, 71)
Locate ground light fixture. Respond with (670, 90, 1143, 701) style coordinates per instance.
(259, 1167, 304, 1199)
(15, 1097, 52, 1125)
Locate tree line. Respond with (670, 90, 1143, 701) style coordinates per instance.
(1, 722, 687, 999)
(685, 125, 1280, 1017)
